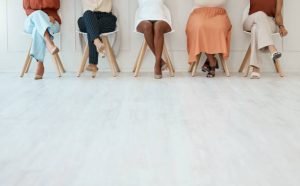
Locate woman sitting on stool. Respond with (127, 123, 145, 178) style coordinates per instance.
(244, 0, 288, 79)
(135, 0, 172, 79)
(78, 0, 117, 74)
(186, 0, 232, 78)
(23, 0, 61, 80)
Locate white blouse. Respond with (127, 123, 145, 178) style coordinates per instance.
(135, 0, 172, 30)
(82, 0, 112, 13)
(194, 0, 226, 7)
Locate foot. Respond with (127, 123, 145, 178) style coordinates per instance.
(202, 57, 219, 73)
(207, 67, 216, 78)
(206, 57, 217, 78)
(161, 59, 168, 71)
(202, 59, 210, 72)
(271, 52, 282, 62)
(154, 62, 162, 79)
(35, 62, 44, 80)
(250, 66, 261, 79)
(86, 64, 98, 72)
(94, 39, 105, 57)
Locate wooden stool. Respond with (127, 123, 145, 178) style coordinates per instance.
(133, 38, 175, 77)
(239, 32, 284, 77)
(188, 53, 230, 77)
(20, 41, 65, 78)
(77, 31, 120, 78)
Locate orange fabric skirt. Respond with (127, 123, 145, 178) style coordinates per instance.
(186, 7, 232, 64)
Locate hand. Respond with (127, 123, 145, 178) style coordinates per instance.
(49, 16, 55, 24)
(279, 26, 288, 37)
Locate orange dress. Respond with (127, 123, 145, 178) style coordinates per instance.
(186, 7, 232, 64)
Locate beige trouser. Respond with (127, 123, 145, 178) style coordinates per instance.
(243, 11, 277, 68)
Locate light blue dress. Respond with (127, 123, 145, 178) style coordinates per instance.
(24, 10, 60, 62)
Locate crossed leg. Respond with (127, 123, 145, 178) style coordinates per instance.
(137, 20, 171, 76)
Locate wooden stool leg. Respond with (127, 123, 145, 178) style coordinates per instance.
(219, 54, 230, 77)
(163, 45, 174, 77)
(25, 57, 32, 74)
(105, 36, 120, 73)
(55, 54, 65, 73)
(192, 53, 201, 77)
(163, 44, 175, 73)
(134, 39, 148, 77)
(102, 36, 117, 77)
(188, 63, 194, 73)
(77, 44, 89, 77)
(239, 44, 251, 73)
(52, 55, 62, 77)
(274, 59, 284, 77)
(21, 42, 32, 77)
(245, 66, 251, 77)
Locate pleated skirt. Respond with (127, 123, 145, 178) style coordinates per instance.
(186, 7, 232, 64)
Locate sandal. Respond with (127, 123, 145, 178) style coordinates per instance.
(207, 67, 216, 78)
(202, 57, 219, 72)
(271, 52, 282, 63)
(250, 71, 261, 79)
(161, 60, 168, 71)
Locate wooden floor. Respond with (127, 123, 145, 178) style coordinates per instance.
(0, 72, 300, 186)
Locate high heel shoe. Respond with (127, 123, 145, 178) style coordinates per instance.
(202, 57, 219, 72)
(96, 43, 106, 58)
(271, 52, 282, 62)
(34, 75, 43, 80)
(154, 73, 162, 79)
(206, 66, 216, 78)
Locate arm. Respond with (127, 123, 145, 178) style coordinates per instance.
(275, 0, 288, 37)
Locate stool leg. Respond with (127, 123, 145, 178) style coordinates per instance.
(192, 53, 201, 77)
(219, 54, 230, 77)
(105, 36, 120, 72)
(77, 44, 89, 77)
(21, 42, 32, 77)
(52, 55, 62, 77)
(134, 39, 148, 77)
(163, 44, 175, 74)
(245, 66, 251, 77)
(55, 54, 65, 73)
(240, 44, 251, 73)
(188, 63, 194, 73)
(163, 45, 174, 77)
(274, 59, 284, 77)
(25, 57, 32, 74)
(102, 36, 117, 77)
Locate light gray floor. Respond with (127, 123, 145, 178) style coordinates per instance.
(0, 72, 300, 186)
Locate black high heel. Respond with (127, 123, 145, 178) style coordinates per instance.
(207, 66, 216, 78)
(206, 57, 218, 78)
(202, 57, 219, 73)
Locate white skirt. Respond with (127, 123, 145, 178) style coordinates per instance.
(134, 3, 172, 30)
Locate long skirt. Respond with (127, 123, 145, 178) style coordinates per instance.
(186, 7, 232, 64)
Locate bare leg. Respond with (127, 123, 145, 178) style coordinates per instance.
(153, 21, 171, 75)
(137, 21, 169, 71)
(268, 45, 277, 54)
(44, 31, 58, 54)
(35, 61, 44, 80)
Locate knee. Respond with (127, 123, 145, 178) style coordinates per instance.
(32, 10, 46, 17)
(83, 10, 93, 18)
(138, 21, 153, 33)
(77, 17, 84, 26)
(254, 11, 268, 19)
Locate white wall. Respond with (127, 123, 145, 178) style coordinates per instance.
(0, 0, 299, 73)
